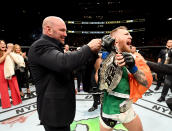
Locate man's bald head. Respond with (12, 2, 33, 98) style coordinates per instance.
(42, 16, 67, 44)
(42, 16, 64, 29)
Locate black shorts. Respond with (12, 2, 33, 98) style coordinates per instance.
(100, 105, 117, 128)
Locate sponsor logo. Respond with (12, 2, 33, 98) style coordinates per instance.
(0, 111, 36, 127)
(0, 91, 37, 122)
(71, 117, 127, 131)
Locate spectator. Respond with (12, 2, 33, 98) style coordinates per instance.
(13, 44, 31, 97)
(64, 44, 71, 53)
(0, 40, 22, 109)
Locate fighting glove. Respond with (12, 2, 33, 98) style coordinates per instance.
(101, 51, 110, 60)
(101, 35, 115, 52)
(122, 52, 138, 74)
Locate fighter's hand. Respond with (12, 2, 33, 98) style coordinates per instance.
(122, 52, 135, 69)
(115, 52, 136, 70)
(87, 39, 102, 53)
(122, 52, 138, 74)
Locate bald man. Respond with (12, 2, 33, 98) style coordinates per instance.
(28, 16, 101, 131)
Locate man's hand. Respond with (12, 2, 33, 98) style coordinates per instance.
(87, 39, 102, 53)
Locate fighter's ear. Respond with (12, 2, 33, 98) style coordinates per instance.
(113, 37, 119, 44)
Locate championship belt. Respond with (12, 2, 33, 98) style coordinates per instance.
(98, 51, 123, 92)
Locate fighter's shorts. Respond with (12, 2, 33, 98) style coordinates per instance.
(99, 115, 117, 129)
(100, 107, 136, 129)
(117, 107, 136, 123)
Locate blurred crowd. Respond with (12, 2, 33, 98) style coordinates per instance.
(0, 40, 33, 109)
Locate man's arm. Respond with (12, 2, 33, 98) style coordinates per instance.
(147, 61, 172, 75)
(29, 39, 101, 73)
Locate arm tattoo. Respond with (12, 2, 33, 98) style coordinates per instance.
(133, 70, 148, 88)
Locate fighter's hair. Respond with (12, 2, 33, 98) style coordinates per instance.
(110, 26, 128, 36)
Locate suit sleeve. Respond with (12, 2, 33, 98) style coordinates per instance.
(147, 61, 172, 75)
(30, 44, 95, 73)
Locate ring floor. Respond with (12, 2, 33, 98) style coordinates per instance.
(0, 84, 172, 131)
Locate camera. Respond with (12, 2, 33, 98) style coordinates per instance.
(101, 35, 116, 52)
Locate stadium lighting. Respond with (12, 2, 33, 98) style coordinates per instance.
(167, 18, 172, 21)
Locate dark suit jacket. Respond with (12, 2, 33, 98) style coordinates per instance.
(147, 61, 172, 75)
(28, 35, 95, 127)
